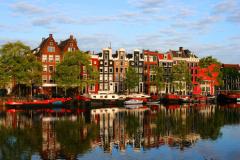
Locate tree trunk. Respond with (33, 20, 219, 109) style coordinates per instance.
(18, 84, 21, 97)
(30, 84, 33, 98)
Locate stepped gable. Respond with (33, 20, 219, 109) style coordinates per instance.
(58, 35, 79, 53)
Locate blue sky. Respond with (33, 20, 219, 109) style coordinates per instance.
(0, 0, 240, 63)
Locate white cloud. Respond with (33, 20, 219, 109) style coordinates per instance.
(11, 1, 46, 15)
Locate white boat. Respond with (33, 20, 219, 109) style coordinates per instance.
(146, 101, 160, 105)
(124, 99, 143, 105)
(125, 104, 143, 109)
(89, 91, 126, 101)
(127, 94, 150, 99)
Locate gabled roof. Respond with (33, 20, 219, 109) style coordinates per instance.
(170, 48, 198, 58)
(222, 64, 240, 70)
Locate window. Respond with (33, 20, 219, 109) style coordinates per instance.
(109, 75, 113, 81)
(68, 47, 73, 52)
(104, 67, 108, 73)
(49, 55, 53, 62)
(50, 42, 53, 46)
(100, 83, 103, 90)
(100, 67, 103, 73)
(104, 75, 108, 81)
(109, 68, 113, 73)
(100, 75, 103, 81)
(49, 66, 54, 73)
(43, 65, 47, 72)
(120, 68, 123, 73)
(116, 68, 118, 73)
(83, 66, 86, 72)
(120, 56, 123, 60)
(104, 62, 108, 66)
(153, 56, 157, 61)
(47, 46, 55, 52)
(139, 68, 143, 73)
(42, 75, 47, 83)
(109, 61, 113, 65)
(49, 76, 54, 83)
(42, 55, 47, 62)
(55, 55, 60, 63)
(104, 85, 108, 91)
(144, 55, 147, 61)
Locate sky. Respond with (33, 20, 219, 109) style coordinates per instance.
(0, 0, 240, 63)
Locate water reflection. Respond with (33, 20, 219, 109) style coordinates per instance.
(0, 104, 239, 159)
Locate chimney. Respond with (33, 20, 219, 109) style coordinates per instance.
(70, 35, 73, 39)
(179, 47, 183, 51)
(49, 34, 53, 38)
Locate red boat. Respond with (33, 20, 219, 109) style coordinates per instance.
(191, 95, 207, 103)
(162, 94, 180, 104)
(218, 92, 240, 103)
(76, 95, 91, 102)
(5, 97, 72, 107)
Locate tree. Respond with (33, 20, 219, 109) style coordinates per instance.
(125, 66, 139, 94)
(153, 66, 165, 95)
(24, 53, 42, 97)
(172, 61, 191, 95)
(0, 41, 42, 97)
(55, 51, 99, 96)
(198, 56, 222, 95)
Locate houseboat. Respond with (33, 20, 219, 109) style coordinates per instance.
(217, 91, 240, 103)
(124, 99, 143, 105)
(126, 94, 150, 103)
(161, 94, 180, 104)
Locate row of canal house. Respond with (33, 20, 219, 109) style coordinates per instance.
(98, 48, 144, 94)
(33, 34, 217, 96)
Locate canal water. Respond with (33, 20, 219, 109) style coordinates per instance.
(0, 103, 240, 160)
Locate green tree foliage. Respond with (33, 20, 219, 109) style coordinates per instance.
(125, 66, 139, 94)
(55, 119, 98, 157)
(153, 66, 165, 95)
(55, 51, 99, 95)
(199, 56, 221, 68)
(172, 61, 191, 94)
(0, 41, 42, 96)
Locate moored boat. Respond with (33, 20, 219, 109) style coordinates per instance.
(161, 94, 180, 104)
(217, 92, 240, 103)
(124, 99, 143, 105)
(5, 97, 72, 108)
(126, 94, 150, 103)
(125, 104, 143, 109)
(179, 95, 190, 103)
(146, 101, 160, 105)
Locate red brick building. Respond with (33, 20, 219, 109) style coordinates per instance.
(143, 50, 160, 95)
(33, 34, 62, 95)
(33, 34, 96, 95)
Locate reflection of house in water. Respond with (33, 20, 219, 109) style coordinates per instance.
(91, 107, 149, 152)
(0, 111, 32, 128)
(41, 117, 61, 160)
